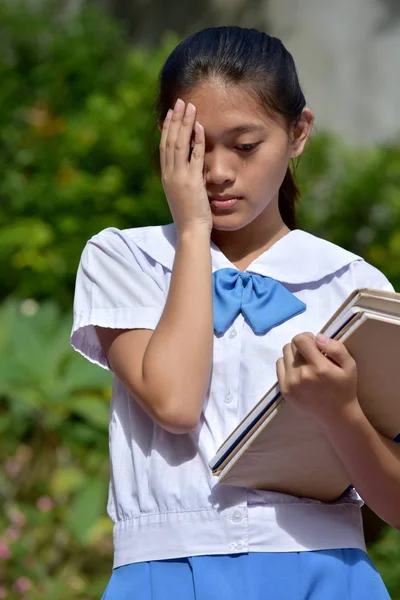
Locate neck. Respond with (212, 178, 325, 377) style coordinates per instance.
(211, 199, 291, 271)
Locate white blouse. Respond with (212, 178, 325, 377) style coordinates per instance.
(71, 224, 393, 569)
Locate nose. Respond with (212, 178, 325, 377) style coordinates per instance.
(205, 149, 235, 186)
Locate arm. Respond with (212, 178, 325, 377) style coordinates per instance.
(97, 99, 214, 435)
(96, 228, 213, 435)
(277, 333, 400, 528)
(319, 400, 400, 529)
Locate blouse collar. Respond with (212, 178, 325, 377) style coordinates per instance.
(129, 223, 362, 285)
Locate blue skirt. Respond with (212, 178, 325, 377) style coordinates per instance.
(101, 550, 390, 600)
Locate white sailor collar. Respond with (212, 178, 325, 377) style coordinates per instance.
(128, 223, 362, 285)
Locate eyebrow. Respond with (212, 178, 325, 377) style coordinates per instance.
(226, 124, 266, 134)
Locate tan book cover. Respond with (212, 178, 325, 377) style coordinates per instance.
(213, 289, 400, 502)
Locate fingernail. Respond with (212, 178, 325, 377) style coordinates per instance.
(316, 333, 329, 345)
(186, 103, 195, 114)
(166, 109, 172, 118)
(175, 98, 184, 110)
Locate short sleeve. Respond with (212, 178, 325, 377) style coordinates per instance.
(70, 228, 167, 369)
(345, 259, 395, 293)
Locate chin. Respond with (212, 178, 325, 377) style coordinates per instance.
(211, 213, 253, 232)
(212, 220, 246, 232)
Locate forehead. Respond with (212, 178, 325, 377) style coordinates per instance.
(180, 82, 279, 136)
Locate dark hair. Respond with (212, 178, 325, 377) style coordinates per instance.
(156, 26, 307, 230)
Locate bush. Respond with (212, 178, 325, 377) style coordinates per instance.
(0, 0, 173, 309)
(297, 133, 400, 291)
(0, 298, 112, 599)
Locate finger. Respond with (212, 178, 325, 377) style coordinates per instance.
(315, 334, 355, 370)
(290, 339, 307, 368)
(174, 102, 196, 169)
(276, 357, 287, 392)
(166, 98, 185, 171)
(159, 109, 172, 172)
(282, 342, 296, 373)
(292, 332, 326, 368)
(189, 122, 205, 173)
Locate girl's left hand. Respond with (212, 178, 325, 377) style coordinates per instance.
(276, 332, 360, 428)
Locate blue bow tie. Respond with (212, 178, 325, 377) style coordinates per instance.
(212, 268, 306, 335)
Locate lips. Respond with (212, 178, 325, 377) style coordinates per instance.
(208, 196, 242, 209)
(208, 195, 242, 202)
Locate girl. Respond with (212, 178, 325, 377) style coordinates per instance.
(71, 26, 399, 599)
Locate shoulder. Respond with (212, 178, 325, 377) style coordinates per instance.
(257, 230, 392, 290)
(84, 223, 177, 271)
(254, 230, 359, 284)
(280, 230, 362, 283)
(345, 258, 393, 291)
(291, 230, 393, 290)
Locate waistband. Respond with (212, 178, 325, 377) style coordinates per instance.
(112, 501, 366, 568)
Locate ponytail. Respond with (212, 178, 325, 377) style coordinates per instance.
(278, 166, 300, 230)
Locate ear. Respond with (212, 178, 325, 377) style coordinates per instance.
(289, 108, 314, 158)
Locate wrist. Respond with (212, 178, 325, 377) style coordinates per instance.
(177, 226, 212, 244)
(319, 398, 367, 435)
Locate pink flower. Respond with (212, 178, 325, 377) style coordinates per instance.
(36, 496, 54, 513)
(5, 527, 20, 541)
(13, 577, 32, 594)
(4, 459, 20, 478)
(10, 509, 26, 527)
(0, 584, 8, 598)
(0, 539, 11, 560)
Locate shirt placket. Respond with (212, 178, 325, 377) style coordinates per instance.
(223, 315, 243, 412)
(222, 313, 249, 553)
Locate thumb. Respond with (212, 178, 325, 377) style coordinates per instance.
(315, 333, 354, 369)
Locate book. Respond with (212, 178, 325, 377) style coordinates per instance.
(209, 288, 400, 502)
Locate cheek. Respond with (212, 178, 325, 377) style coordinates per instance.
(262, 137, 291, 167)
(245, 146, 290, 188)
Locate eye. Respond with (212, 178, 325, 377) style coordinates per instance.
(235, 143, 259, 153)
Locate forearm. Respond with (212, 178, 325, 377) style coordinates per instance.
(142, 228, 213, 429)
(321, 402, 400, 528)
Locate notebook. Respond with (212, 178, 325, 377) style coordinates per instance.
(209, 288, 400, 502)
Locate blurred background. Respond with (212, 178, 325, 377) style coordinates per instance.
(0, 0, 399, 598)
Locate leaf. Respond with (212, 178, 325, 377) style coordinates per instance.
(85, 515, 113, 546)
(11, 315, 48, 379)
(0, 354, 20, 393)
(66, 477, 108, 544)
(50, 466, 85, 496)
(0, 299, 17, 352)
(62, 352, 111, 394)
(70, 396, 110, 429)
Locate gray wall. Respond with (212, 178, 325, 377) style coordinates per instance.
(269, 0, 400, 145)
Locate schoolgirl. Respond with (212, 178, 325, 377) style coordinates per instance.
(71, 26, 398, 599)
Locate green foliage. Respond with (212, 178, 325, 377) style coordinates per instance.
(0, 0, 173, 308)
(297, 132, 400, 290)
(0, 299, 112, 598)
(370, 527, 400, 598)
